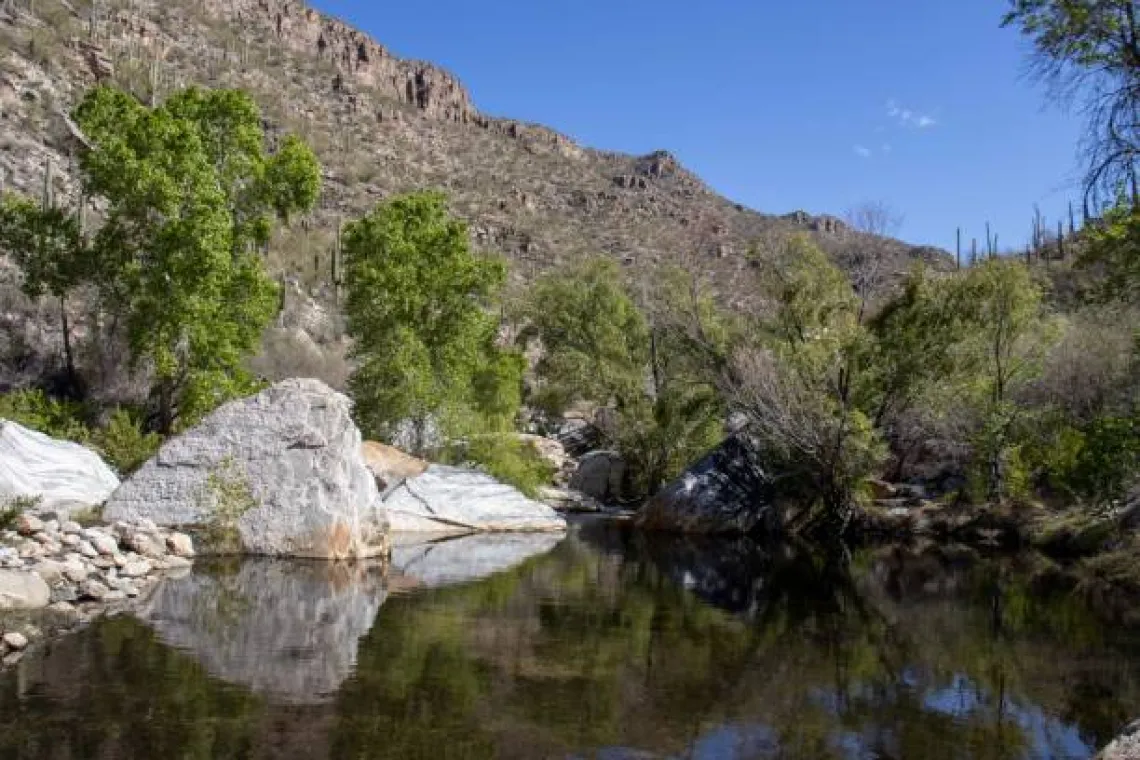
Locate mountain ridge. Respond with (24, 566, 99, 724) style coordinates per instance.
(0, 0, 949, 315)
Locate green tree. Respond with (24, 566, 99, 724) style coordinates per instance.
(0, 86, 320, 433)
(522, 257, 727, 495)
(949, 258, 1059, 499)
(69, 85, 319, 432)
(342, 191, 518, 453)
(1081, 201, 1140, 300)
(0, 195, 89, 391)
(729, 235, 884, 530)
(1002, 0, 1140, 209)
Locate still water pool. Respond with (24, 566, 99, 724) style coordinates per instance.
(1, 518, 1139, 759)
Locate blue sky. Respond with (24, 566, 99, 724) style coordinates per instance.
(311, 0, 1084, 252)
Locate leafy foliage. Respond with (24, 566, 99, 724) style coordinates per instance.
(459, 435, 557, 498)
(65, 85, 319, 432)
(521, 257, 725, 496)
(343, 191, 521, 453)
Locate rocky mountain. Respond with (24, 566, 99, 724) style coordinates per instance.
(0, 0, 949, 389)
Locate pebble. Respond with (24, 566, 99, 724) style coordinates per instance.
(15, 514, 43, 536)
(62, 564, 88, 584)
(102, 590, 127, 602)
(3, 652, 23, 666)
(120, 561, 151, 579)
(17, 541, 42, 559)
(79, 579, 109, 601)
(3, 632, 28, 650)
(60, 534, 82, 548)
(86, 531, 117, 556)
(167, 533, 196, 558)
(50, 585, 78, 604)
(32, 532, 54, 545)
(79, 540, 99, 558)
(47, 601, 76, 614)
(125, 532, 165, 559)
(61, 521, 82, 534)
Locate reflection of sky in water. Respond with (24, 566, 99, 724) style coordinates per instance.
(674, 671, 1096, 760)
(923, 674, 1093, 759)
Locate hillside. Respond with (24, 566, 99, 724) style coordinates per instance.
(0, 0, 950, 389)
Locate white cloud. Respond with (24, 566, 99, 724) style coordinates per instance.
(854, 144, 872, 158)
(886, 99, 938, 129)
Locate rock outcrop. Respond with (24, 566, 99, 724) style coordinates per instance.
(569, 450, 626, 503)
(0, 421, 120, 516)
(382, 465, 567, 534)
(138, 559, 386, 704)
(635, 436, 776, 535)
(104, 379, 387, 559)
(361, 440, 428, 496)
(1098, 719, 1140, 759)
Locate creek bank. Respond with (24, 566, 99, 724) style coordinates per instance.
(0, 514, 197, 670)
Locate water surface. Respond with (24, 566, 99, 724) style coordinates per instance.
(2, 520, 1140, 759)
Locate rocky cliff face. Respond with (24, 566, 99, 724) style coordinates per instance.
(0, 0, 949, 388)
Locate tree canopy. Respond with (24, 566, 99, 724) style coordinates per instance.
(342, 191, 519, 452)
(1003, 0, 1140, 210)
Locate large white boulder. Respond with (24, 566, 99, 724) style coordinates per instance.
(382, 465, 567, 534)
(0, 420, 120, 516)
(103, 379, 387, 559)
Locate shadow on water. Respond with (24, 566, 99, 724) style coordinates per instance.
(2, 521, 1140, 758)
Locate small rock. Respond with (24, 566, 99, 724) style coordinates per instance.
(61, 521, 82, 534)
(166, 533, 195, 558)
(126, 532, 165, 559)
(3, 651, 23, 666)
(120, 560, 151, 578)
(17, 541, 42, 559)
(79, 579, 109, 601)
(88, 532, 119, 556)
(3, 632, 28, 650)
(161, 556, 193, 570)
(47, 601, 76, 614)
(102, 590, 127, 602)
(89, 556, 114, 569)
(32, 532, 54, 545)
(112, 554, 128, 568)
(79, 540, 99, 558)
(137, 519, 158, 533)
(15, 514, 44, 536)
(50, 584, 78, 604)
(62, 564, 88, 584)
(60, 534, 81, 548)
(43, 520, 60, 534)
(0, 570, 50, 610)
(32, 560, 65, 585)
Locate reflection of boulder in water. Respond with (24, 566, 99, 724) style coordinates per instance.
(390, 532, 564, 588)
(137, 560, 386, 704)
(636, 534, 777, 616)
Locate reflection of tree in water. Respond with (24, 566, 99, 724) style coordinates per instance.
(0, 616, 265, 760)
(330, 527, 1140, 759)
(2, 532, 1140, 758)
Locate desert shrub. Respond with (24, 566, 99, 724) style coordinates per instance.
(96, 408, 162, 476)
(457, 435, 556, 498)
(0, 388, 91, 443)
